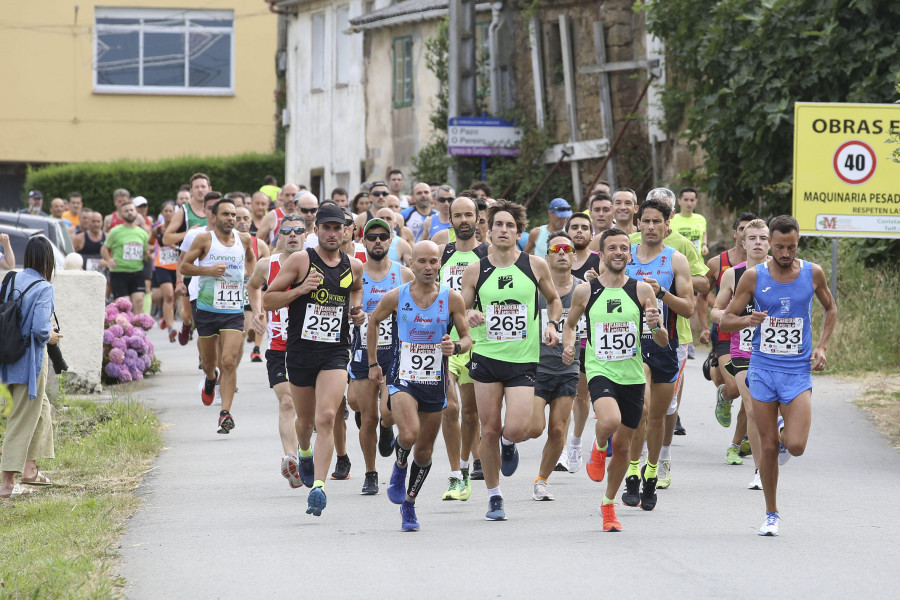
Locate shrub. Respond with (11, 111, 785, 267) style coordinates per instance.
(101, 298, 159, 383)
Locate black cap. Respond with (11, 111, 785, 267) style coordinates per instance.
(316, 203, 347, 225)
(28, 190, 43, 199)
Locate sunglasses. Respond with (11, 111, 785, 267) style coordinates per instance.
(371, 191, 389, 197)
(547, 243, 574, 254)
(279, 226, 306, 236)
(300, 207, 318, 214)
(365, 232, 390, 242)
(437, 196, 454, 203)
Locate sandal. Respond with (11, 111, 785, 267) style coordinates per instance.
(0, 484, 37, 499)
(21, 471, 52, 487)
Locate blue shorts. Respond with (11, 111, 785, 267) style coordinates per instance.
(388, 381, 448, 413)
(642, 348, 679, 383)
(747, 366, 812, 404)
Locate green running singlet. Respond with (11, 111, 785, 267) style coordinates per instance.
(584, 278, 646, 385)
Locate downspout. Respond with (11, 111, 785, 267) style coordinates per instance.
(489, 2, 503, 115)
(266, 0, 294, 16)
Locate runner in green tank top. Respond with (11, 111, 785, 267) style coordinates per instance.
(563, 228, 668, 532)
(459, 200, 562, 521)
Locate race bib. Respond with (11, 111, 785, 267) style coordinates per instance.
(86, 258, 103, 272)
(760, 317, 802, 355)
(159, 247, 179, 265)
(541, 308, 586, 339)
(274, 307, 289, 341)
(398, 342, 441, 382)
(122, 242, 143, 261)
(443, 265, 467, 292)
(301, 303, 344, 342)
(360, 314, 393, 348)
(641, 299, 665, 336)
(485, 304, 527, 341)
(213, 280, 243, 311)
(738, 326, 755, 352)
(594, 321, 639, 361)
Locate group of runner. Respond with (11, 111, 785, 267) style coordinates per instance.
(102, 175, 835, 536)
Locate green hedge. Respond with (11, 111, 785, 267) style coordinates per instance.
(23, 152, 285, 216)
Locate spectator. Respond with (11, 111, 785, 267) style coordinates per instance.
(0, 233, 15, 270)
(0, 236, 58, 498)
(18, 191, 48, 217)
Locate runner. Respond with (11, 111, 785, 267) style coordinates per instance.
(721, 215, 836, 536)
(421, 185, 454, 241)
(610, 188, 638, 236)
(235, 205, 270, 364)
(586, 193, 614, 252)
(347, 218, 413, 495)
(459, 199, 562, 520)
(247, 213, 307, 488)
(367, 240, 473, 531)
(263, 204, 365, 517)
(562, 227, 666, 531)
(74, 210, 107, 273)
(524, 198, 573, 257)
(181, 198, 258, 434)
(101, 201, 150, 312)
(151, 201, 180, 342)
(256, 183, 300, 246)
(437, 195, 489, 501)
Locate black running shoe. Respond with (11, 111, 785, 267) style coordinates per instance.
(378, 422, 395, 457)
(673, 415, 686, 436)
(331, 455, 351, 480)
(361, 471, 379, 495)
(470, 459, 484, 481)
(217, 411, 235, 434)
(622, 474, 640, 506)
(639, 464, 658, 511)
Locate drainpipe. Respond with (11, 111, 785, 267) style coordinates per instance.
(266, 0, 294, 16)
(489, 2, 503, 116)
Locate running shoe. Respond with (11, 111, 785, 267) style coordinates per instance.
(532, 479, 554, 501)
(639, 464, 658, 511)
(442, 477, 462, 500)
(674, 415, 686, 435)
(726, 445, 744, 465)
(178, 322, 192, 346)
(470, 459, 484, 480)
(306, 487, 327, 516)
(566, 436, 583, 473)
(200, 368, 220, 406)
(500, 442, 519, 477)
(739, 434, 753, 457)
(250, 347, 262, 362)
(281, 454, 302, 488)
(331, 455, 351, 480)
(554, 449, 568, 472)
(159, 317, 166, 330)
(361, 471, 379, 495)
(777, 417, 791, 465)
(297, 455, 315, 488)
(657, 459, 671, 489)
(748, 469, 763, 490)
(400, 501, 420, 531)
(607, 435, 614, 457)
(586, 438, 607, 482)
(758, 512, 780, 536)
(168, 328, 177, 343)
(217, 411, 235, 435)
(213, 385, 221, 406)
(715, 384, 732, 427)
(459, 468, 472, 501)
(378, 422, 395, 457)
(622, 475, 640, 507)
(485, 495, 506, 521)
(387, 463, 408, 505)
(600, 503, 621, 532)
(687, 344, 696, 359)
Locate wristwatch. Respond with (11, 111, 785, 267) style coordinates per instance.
(453, 342, 461, 355)
(368, 362, 379, 369)
(656, 288, 666, 300)
(548, 319, 561, 329)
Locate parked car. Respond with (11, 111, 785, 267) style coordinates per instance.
(0, 224, 67, 270)
(0, 212, 75, 255)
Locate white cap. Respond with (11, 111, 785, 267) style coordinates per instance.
(132, 196, 148, 207)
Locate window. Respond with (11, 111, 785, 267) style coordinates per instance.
(392, 36, 413, 108)
(94, 7, 234, 95)
(335, 5, 350, 86)
(311, 12, 326, 90)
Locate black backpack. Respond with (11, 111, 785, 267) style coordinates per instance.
(0, 271, 45, 365)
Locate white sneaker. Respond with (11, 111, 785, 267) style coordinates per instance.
(532, 479, 554, 501)
(566, 437, 583, 473)
(554, 448, 568, 472)
(777, 417, 790, 465)
(657, 458, 671, 489)
(748, 469, 763, 490)
(213, 385, 222, 406)
(758, 512, 780, 536)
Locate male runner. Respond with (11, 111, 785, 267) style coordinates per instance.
(610, 188, 638, 236)
(421, 185, 454, 241)
(367, 241, 472, 531)
(437, 195, 489, 500)
(524, 198, 573, 257)
(586, 193, 614, 253)
(721, 215, 836, 536)
(347, 218, 413, 495)
(401, 183, 436, 242)
(181, 198, 258, 433)
(460, 200, 562, 520)
(101, 201, 150, 312)
(562, 227, 666, 531)
(256, 183, 301, 245)
(264, 204, 365, 516)
(235, 206, 269, 363)
(249, 191, 270, 235)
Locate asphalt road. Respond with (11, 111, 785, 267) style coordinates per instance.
(119, 328, 899, 599)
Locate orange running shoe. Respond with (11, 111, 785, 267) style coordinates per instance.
(586, 437, 607, 482)
(600, 503, 621, 532)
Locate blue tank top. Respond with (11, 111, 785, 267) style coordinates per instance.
(388, 236, 401, 263)
(624, 244, 678, 352)
(534, 225, 551, 257)
(352, 262, 403, 363)
(750, 260, 814, 373)
(391, 283, 451, 389)
(429, 214, 452, 239)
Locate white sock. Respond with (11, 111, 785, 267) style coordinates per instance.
(500, 436, 514, 446)
(642, 441, 648, 453)
(450, 470, 462, 479)
(487, 486, 502, 498)
(570, 435, 582, 447)
(660, 445, 671, 460)
(460, 460, 469, 470)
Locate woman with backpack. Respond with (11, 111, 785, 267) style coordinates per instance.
(0, 236, 59, 498)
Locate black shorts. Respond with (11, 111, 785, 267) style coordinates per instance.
(469, 353, 536, 388)
(151, 268, 177, 288)
(195, 309, 244, 337)
(534, 371, 579, 403)
(266, 349, 288, 387)
(642, 349, 680, 384)
(110, 271, 146, 297)
(579, 345, 587, 374)
(286, 347, 351, 388)
(190, 299, 198, 322)
(724, 356, 750, 378)
(142, 260, 153, 280)
(714, 339, 732, 360)
(348, 347, 396, 381)
(588, 375, 645, 429)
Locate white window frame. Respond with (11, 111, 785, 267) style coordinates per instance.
(311, 11, 326, 91)
(93, 7, 235, 96)
(334, 4, 350, 87)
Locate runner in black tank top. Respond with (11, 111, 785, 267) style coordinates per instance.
(572, 253, 601, 281)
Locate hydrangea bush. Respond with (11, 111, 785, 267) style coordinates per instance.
(102, 298, 160, 383)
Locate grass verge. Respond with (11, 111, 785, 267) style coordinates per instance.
(0, 393, 162, 598)
(846, 375, 900, 448)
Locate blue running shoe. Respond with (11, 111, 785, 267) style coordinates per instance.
(298, 455, 315, 488)
(400, 501, 420, 531)
(500, 442, 519, 477)
(485, 495, 506, 521)
(387, 463, 408, 505)
(607, 434, 614, 457)
(306, 487, 327, 516)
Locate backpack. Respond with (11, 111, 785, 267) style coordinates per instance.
(0, 271, 45, 365)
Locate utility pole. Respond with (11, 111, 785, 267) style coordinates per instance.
(447, 0, 477, 189)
